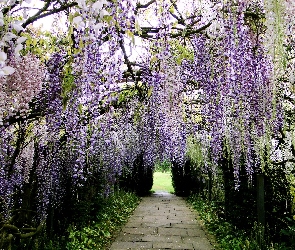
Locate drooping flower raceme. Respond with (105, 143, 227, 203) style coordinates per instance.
(182, 2, 283, 185)
(0, 53, 44, 125)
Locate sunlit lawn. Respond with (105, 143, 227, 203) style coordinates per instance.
(152, 171, 174, 193)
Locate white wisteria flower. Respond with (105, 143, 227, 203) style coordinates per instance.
(3, 32, 17, 41)
(100, 9, 109, 18)
(8, 0, 16, 6)
(93, 22, 104, 34)
(16, 36, 27, 44)
(0, 51, 7, 63)
(73, 16, 85, 30)
(11, 21, 24, 32)
(15, 43, 23, 57)
(76, 0, 86, 9)
(0, 66, 15, 76)
(93, 0, 108, 12)
(0, 12, 4, 26)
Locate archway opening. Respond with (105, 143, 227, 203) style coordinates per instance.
(151, 160, 174, 193)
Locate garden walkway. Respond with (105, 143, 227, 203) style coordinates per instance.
(109, 191, 216, 250)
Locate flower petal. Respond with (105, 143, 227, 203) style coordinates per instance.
(12, 22, 24, 32)
(3, 32, 17, 41)
(17, 36, 27, 44)
(100, 9, 109, 18)
(93, 1, 103, 11)
(0, 51, 7, 62)
(1, 66, 15, 75)
(15, 44, 23, 56)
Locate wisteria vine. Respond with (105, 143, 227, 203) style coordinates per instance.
(0, 0, 293, 247)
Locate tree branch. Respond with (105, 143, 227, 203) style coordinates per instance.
(21, 0, 51, 29)
(169, 0, 186, 25)
(2, 224, 20, 233)
(271, 158, 295, 165)
(2, 109, 43, 129)
(170, 21, 212, 38)
(2, 1, 20, 15)
(21, 1, 78, 30)
(118, 38, 136, 82)
(2, 220, 45, 239)
(134, 21, 211, 39)
(136, 0, 156, 12)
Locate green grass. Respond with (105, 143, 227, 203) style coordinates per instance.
(152, 171, 174, 193)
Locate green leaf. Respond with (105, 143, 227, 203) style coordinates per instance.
(100, 230, 111, 238)
(62, 73, 76, 110)
(78, 103, 83, 114)
(126, 29, 135, 44)
(103, 15, 113, 24)
(169, 5, 175, 14)
(135, 20, 142, 35)
(147, 86, 153, 98)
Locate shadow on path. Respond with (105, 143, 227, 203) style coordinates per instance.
(109, 191, 216, 250)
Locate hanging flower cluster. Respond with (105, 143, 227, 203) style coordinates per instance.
(0, 0, 30, 75)
(182, 2, 283, 184)
(0, 0, 291, 238)
(0, 53, 44, 125)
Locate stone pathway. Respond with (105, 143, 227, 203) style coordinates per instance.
(109, 191, 216, 250)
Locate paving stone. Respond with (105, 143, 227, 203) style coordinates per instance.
(141, 215, 171, 222)
(152, 242, 194, 249)
(192, 241, 215, 250)
(115, 233, 143, 242)
(172, 223, 201, 229)
(182, 236, 210, 244)
(122, 227, 157, 235)
(109, 191, 216, 249)
(140, 221, 171, 227)
(158, 227, 188, 236)
(141, 234, 182, 243)
(187, 228, 205, 237)
(124, 222, 145, 228)
(109, 241, 153, 249)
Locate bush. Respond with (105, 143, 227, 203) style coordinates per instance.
(39, 191, 140, 250)
(187, 194, 294, 250)
(154, 160, 171, 172)
(171, 159, 192, 196)
(119, 153, 153, 196)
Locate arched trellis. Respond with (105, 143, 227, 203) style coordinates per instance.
(0, 0, 295, 248)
